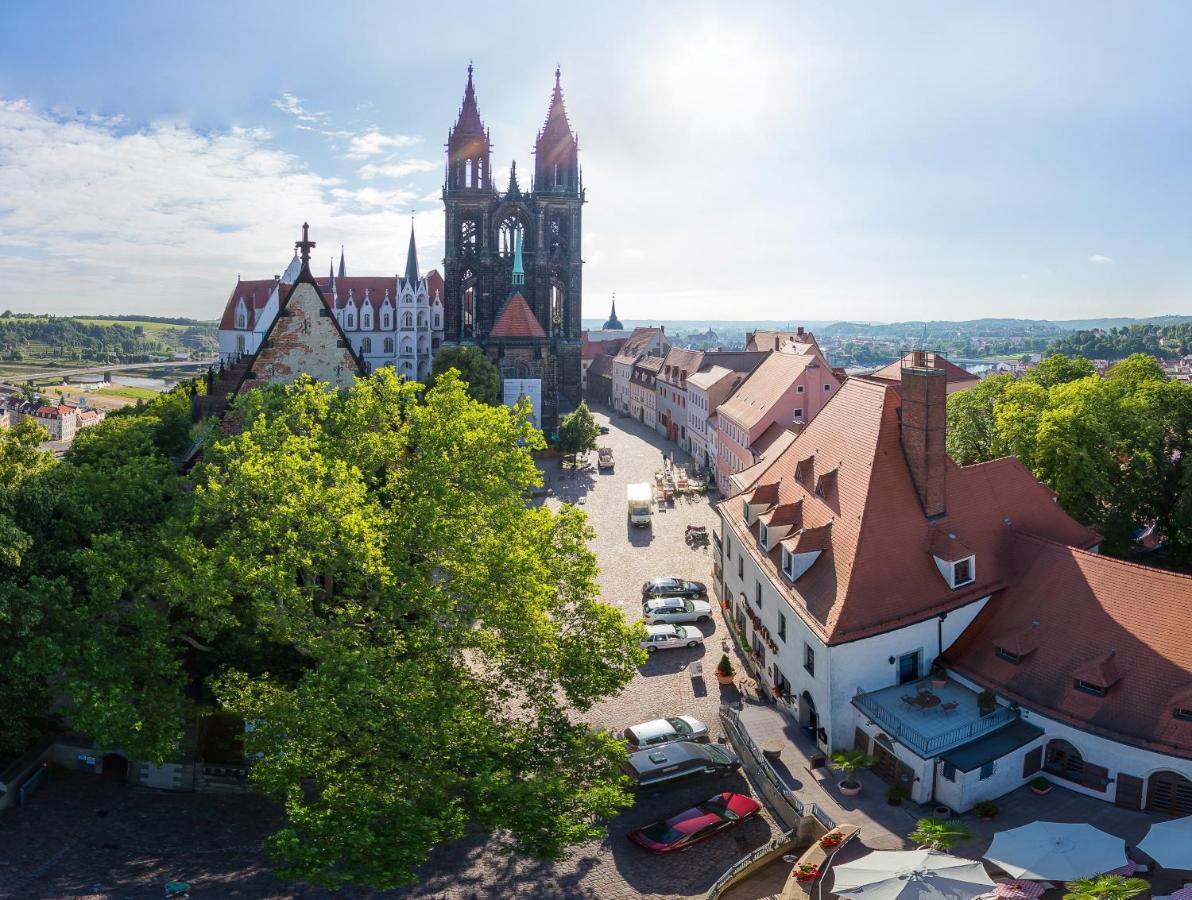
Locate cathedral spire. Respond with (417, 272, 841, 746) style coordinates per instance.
(603, 292, 623, 330)
(338, 245, 346, 278)
(535, 66, 579, 194)
(404, 220, 420, 286)
(511, 227, 525, 288)
(506, 160, 522, 198)
(453, 61, 485, 135)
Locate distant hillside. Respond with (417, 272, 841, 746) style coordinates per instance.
(0, 313, 217, 364)
(1047, 322, 1192, 360)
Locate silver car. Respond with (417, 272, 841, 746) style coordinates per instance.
(624, 715, 710, 750)
(641, 624, 704, 652)
(643, 597, 713, 625)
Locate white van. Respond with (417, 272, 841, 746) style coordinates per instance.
(627, 483, 653, 526)
(622, 741, 741, 787)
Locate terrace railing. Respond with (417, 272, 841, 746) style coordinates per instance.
(851, 688, 1016, 757)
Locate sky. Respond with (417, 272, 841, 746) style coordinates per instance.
(0, 1, 1189, 324)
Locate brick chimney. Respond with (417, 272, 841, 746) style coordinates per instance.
(900, 351, 947, 517)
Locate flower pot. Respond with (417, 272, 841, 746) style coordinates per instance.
(838, 780, 862, 797)
(1031, 783, 1052, 796)
(934, 805, 951, 818)
(716, 672, 734, 685)
(931, 676, 947, 687)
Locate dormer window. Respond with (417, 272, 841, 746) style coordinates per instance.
(953, 557, 974, 586)
(1175, 708, 1192, 721)
(742, 499, 751, 524)
(996, 647, 1021, 664)
(1074, 679, 1107, 697)
(758, 523, 769, 550)
(235, 298, 249, 330)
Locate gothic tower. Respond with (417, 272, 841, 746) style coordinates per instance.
(442, 65, 584, 430)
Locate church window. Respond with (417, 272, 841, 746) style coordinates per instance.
(346, 311, 355, 329)
(476, 157, 485, 187)
(361, 337, 372, 353)
(549, 215, 569, 254)
(402, 312, 413, 328)
(459, 219, 478, 253)
(463, 284, 476, 330)
(402, 339, 413, 355)
(554, 163, 560, 187)
(417, 312, 427, 328)
(498, 218, 523, 257)
(382, 312, 391, 330)
(384, 337, 394, 354)
(465, 158, 474, 188)
(234, 299, 248, 330)
(362, 309, 372, 329)
(432, 308, 442, 329)
(236, 333, 246, 354)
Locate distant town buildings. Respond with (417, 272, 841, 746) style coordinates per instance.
(1, 396, 106, 445)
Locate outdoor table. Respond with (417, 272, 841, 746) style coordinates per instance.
(993, 879, 1047, 900)
(917, 692, 941, 710)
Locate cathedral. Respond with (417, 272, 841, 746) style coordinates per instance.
(441, 65, 584, 431)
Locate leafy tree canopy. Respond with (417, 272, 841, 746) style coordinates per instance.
(556, 401, 600, 459)
(947, 353, 1192, 563)
(429, 344, 501, 405)
(0, 369, 645, 889)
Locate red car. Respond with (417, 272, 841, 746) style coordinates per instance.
(627, 792, 761, 854)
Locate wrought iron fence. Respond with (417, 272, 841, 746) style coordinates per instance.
(851, 688, 1016, 756)
(704, 831, 795, 899)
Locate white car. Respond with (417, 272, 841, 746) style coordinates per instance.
(643, 597, 713, 625)
(623, 715, 710, 750)
(642, 624, 704, 652)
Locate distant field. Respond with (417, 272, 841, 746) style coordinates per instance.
(72, 318, 187, 333)
(92, 385, 162, 401)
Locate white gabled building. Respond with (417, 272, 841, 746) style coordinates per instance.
(717, 352, 1190, 815)
(218, 226, 444, 381)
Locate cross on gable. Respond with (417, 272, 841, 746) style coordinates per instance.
(295, 222, 316, 263)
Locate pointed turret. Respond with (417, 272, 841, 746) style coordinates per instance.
(603, 293, 623, 330)
(328, 257, 336, 292)
(535, 66, 579, 194)
(506, 160, 522, 199)
(447, 63, 492, 193)
(404, 222, 420, 287)
(338, 246, 346, 278)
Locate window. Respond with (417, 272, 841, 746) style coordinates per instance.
(459, 218, 478, 252)
(824, 383, 832, 392)
(793, 408, 804, 421)
(463, 284, 476, 330)
(361, 337, 372, 353)
(726, 537, 732, 559)
(804, 643, 815, 676)
(236, 333, 245, 354)
(346, 312, 355, 329)
(953, 557, 974, 586)
(1176, 709, 1192, 722)
(382, 313, 391, 330)
(1074, 680, 1107, 697)
(758, 523, 769, 550)
(742, 499, 750, 523)
(996, 647, 1021, 664)
(362, 312, 372, 329)
(235, 300, 248, 329)
(778, 612, 786, 642)
(402, 312, 413, 328)
(498, 217, 522, 257)
(384, 337, 394, 354)
(941, 762, 956, 782)
(754, 581, 762, 608)
(897, 650, 921, 685)
(979, 761, 996, 781)
(738, 556, 743, 580)
(797, 384, 804, 393)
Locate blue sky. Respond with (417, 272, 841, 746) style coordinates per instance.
(0, 1, 1188, 322)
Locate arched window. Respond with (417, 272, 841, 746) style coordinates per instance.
(549, 215, 569, 255)
(362, 309, 372, 330)
(553, 162, 560, 187)
(346, 311, 355, 329)
(463, 284, 476, 332)
(361, 337, 372, 354)
(384, 337, 394, 354)
(459, 219, 478, 253)
(432, 309, 442, 329)
(236, 333, 246, 354)
(403, 361, 412, 371)
(1043, 739, 1103, 789)
(1147, 770, 1192, 817)
(550, 284, 564, 331)
(234, 299, 248, 330)
(382, 312, 391, 330)
(498, 217, 522, 257)
(417, 312, 427, 328)
(402, 340, 413, 355)
(402, 311, 413, 328)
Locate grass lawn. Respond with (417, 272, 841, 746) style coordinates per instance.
(69, 319, 189, 333)
(92, 385, 163, 401)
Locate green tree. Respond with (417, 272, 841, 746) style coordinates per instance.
(945, 374, 1013, 464)
(1063, 875, 1150, 900)
(908, 817, 974, 851)
(1027, 353, 1096, 389)
(429, 343, 501, 405)
(556, 401, 600, 464)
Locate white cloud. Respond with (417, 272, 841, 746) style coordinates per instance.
(0, 98, 442, 317)
(358, 159, 439, 180)
(1088, 254, 1114, 264)
(345, 130, 421, 159)
(272, 92, 325, 124)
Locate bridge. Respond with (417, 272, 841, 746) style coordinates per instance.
(1, 357, 219, 385)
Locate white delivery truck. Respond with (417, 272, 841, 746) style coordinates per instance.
(627, 483, 654, 527)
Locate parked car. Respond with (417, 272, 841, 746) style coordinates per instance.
(628, 792, 761, 853)
(598, 425, 610, 435)
(643, 597, 713, 624)
(623, 715, 709, 750)
(597, 447, 614, 470)
(622, 742, 742, 787)
(641, 624, 704, 652)
(641, 577, 707, 600)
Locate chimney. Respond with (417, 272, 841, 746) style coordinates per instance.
(774, 336, 780, 351)
(900, 351, 947, 517)
(797, 326, 805, 337)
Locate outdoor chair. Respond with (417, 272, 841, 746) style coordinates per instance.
(901, 695, 920, 708)
(940, 701, 959, 714)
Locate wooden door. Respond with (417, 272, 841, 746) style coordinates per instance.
(1022, 746, 1042, 777)
(873, 743, 898, 782)
(1115, 773, 1143, 810)
(1147, 771, 1192, 817)
(854, 728, 870, 755)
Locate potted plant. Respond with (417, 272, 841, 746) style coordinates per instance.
(887, 783, 908, 806)
(715, 654, 735, 685)
(830, 749, 875, 797)
(977, 689, 998, 716)
(1062, 875, 1150, 900)
(930, 663, 948, 688)
(973, 800, 998, 821)
(793, 863, 820, 883)
(909, 817, 975, 852)
(819, 831, 844, 850)
(1030, 776, 1052, 796)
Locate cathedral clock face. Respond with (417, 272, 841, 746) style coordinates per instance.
(459, 219, 478, 253)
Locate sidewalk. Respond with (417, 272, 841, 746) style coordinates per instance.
(732, 701, 912, 851)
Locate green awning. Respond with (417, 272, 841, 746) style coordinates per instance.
(940, 719, 1043, 773)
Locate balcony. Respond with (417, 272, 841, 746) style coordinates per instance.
(851, 677, 1017, 758)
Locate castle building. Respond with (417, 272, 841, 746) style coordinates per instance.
(218, 225, 444, 381)
(441, 65, 583, 431)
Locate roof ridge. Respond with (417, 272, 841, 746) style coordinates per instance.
(1015, 531, 1192, 583)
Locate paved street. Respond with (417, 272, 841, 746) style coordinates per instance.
(0, 406, 775, 900)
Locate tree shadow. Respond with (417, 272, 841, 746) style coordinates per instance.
(637, 643, 708, 677)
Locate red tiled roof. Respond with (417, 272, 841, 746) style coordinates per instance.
(583, 338, 625, 360)
(426, 269, 444, 303)
(945, 533, 1192, 759)
(745, 330, 820, 354)
(218, 278, 278, 329)
(930, 528, 974, 562)
(586, 353, 615, 378)
(659, 348, 704, 384)
(869, 353, 979, 386)
(752, 421, 792, 456)
(721, 377, 1101, 644)
(718, 351, 824, 430)
(490, 292, 547, 339)
(613, 327, 664, 364)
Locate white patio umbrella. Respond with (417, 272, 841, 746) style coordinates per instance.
(1138, 815, 1192, 869)
(984, 821, 1127, 881)
(832, 849, 995, 900)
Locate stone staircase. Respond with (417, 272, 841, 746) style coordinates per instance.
(192, 356, 254, 422)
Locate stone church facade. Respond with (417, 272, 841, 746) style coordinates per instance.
(441, 65, 584, 431)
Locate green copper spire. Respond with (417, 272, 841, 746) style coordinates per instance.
(511, 226, 525, 288)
